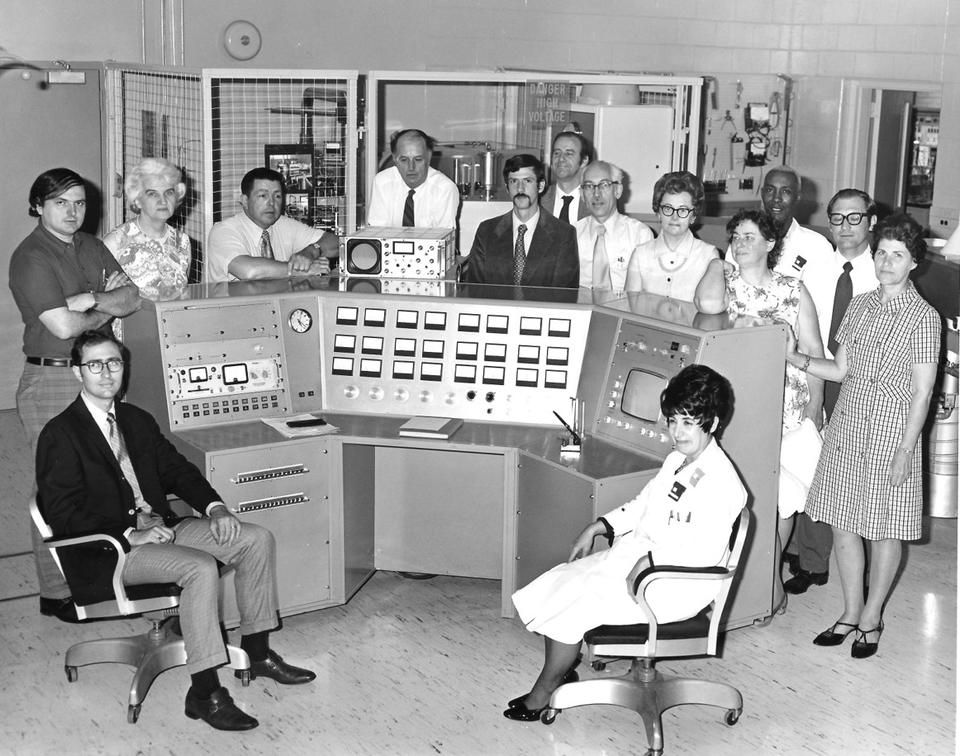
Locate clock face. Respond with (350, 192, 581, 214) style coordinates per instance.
(288, 308, 313, 334)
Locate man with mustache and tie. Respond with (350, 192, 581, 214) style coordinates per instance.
(462, 154, 579, 289)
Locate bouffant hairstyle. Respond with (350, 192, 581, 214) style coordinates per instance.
(124, 157, 186, 213)
(652, 171, 705, 217)
(660, 364, 734, 433)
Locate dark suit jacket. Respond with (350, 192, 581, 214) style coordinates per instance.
(540, 184, 590, 223)
(36, 396, 221, 603)
(462, 209, 579, 289)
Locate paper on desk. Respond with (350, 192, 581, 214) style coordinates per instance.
(262, 414, 340, 438)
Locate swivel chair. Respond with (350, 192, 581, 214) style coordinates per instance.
(30, 499, 250, 723)
(543, 506, 750, 756)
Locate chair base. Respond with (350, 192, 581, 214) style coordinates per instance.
(65, 618, 251, 723)
(545, 661, 742, 755)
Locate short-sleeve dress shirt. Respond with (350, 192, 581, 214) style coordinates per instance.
(366, 167, 459, 229)
(205, 213, 325, 283)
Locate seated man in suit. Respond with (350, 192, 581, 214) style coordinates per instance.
(462, 154, 579, 288)
(36, 331, 315, 732)
(541, 132, 592, 225)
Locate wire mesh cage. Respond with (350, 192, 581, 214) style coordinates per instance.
(203, 70, 359, 239)
(104, 65, 204, 282)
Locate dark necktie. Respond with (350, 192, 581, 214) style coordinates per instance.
(559, 195, 573, 224)
(513, 224, 527, 285)
(828, 261, 853, 355)
(107, 412, 154, 527)
(402, 189, 415, 227)
(260, 229, 275, 260)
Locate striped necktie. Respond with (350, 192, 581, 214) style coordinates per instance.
(107, 412, 153, 526)
(260, 229, 275, 260)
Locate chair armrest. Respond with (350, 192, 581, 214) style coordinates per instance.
(629, 565, 736, 647)
(43, 532, 137, 613)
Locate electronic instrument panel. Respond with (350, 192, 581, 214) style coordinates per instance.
(318, 295, 592, 424)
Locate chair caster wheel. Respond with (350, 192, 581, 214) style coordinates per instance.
(127, 704, 141, 724)
(591, 660, 606, 671)
(540, 708, 558, 725)
(725, 708, 741, 726)
(238, 670, 251, 687)
(65, 665, 78, 683)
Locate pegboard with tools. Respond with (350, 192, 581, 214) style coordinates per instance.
(701, 74, 792, 206)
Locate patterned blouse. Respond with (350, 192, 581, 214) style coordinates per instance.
(105, 219, 191, 301)
(725, 268, 809, 430)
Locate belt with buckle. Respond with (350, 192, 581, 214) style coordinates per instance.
(26, 357, 73, 367)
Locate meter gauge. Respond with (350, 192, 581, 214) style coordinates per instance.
(288, 308, 313, 333)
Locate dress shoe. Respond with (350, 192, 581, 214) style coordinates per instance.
(783, 568, 829, 595)
(504, 699, 547, 722)
(507, 668, 579, 709)
(238, 649, 316, 685)
(851, 622, 884, 659)
(813, 621, 857, 647)
(185, 686, 258, 731)
(782, 552, 800, 576)
(39, 596, 80, 623)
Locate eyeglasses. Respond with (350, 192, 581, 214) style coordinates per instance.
(80, 358, 124, 374)
(658, 204, 694, 218)
(582, 180, 619, 193)
(828, 212, 866, 226)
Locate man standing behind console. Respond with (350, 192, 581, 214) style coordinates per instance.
(462, 154, 579, 288)
(784, 188, 880, 596)
(366, 128, 459, 229)
(575, 161, 654, 290)
(37, 331, 315, 730)
(9, 167, 141, 621)
(206, 167, 338, 282)
(541, 132, 592, 225)
(757, 165, 833, 278)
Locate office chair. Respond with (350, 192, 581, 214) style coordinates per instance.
(542, 506, 750, 756)
(30, 499, 250, 723)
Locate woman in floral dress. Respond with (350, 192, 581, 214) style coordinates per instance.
(695, 209, 824, 612)
(103, 157, 191, 301)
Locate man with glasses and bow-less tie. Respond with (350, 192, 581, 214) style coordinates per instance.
(462, 154, 578, 288)
(36, 330, 315, 731)
(206, 167, 338, 283)
(575, 161, 653, 291)
(783, 188, 880, 597)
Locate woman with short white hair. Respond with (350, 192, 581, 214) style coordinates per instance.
(102, 157, 191, 300)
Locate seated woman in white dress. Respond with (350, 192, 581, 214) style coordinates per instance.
(505, 364, 747, 722)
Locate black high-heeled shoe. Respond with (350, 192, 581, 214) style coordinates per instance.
(503, 700, 547, 721)
(813, 620, 858, 647)
(851, 622, 884, 659)
(506, 668, 579, 709)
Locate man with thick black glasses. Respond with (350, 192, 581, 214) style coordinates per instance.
(784, 188, 880, 596)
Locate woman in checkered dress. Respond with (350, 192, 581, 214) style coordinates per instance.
(787, 212, 941, 659)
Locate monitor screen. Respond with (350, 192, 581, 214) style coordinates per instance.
(621, 368, 667, 423)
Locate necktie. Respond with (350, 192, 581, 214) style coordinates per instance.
(559, 195, 573, 224)
(260, 229, 275, 260)
(827, 261, 853, 355)
(107, 412, 153, 527)
(402, 189, 415, 227)
(513, 224, 527, 285)
(592, 224, 612, 290)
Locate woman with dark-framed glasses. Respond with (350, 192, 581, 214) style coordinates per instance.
(624, 171, 718, 300)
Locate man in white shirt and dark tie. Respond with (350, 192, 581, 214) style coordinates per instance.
(575, 161, 654, 290)
(784, 187, 880, 595)
(541, 132, 592, 225)
(366, 129, 459, 230)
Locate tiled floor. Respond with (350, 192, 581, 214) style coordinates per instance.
(0, 409, 955, 755)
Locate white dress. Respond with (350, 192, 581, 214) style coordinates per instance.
(512, 439, 746, 644)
